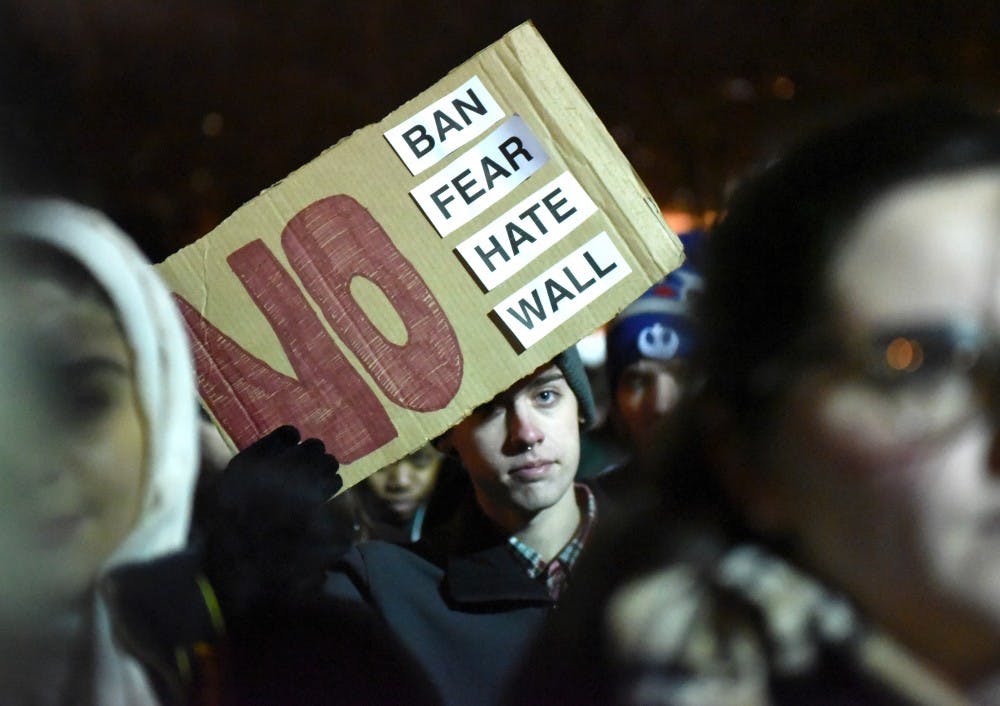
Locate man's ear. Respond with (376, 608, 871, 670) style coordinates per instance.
(702, 401, 791, 534)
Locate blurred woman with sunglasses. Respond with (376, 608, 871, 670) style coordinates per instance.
(509, 99, 1000, 706)
(0, 198, 199, 705)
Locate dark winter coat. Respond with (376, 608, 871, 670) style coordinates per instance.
(324, 492, 560, 706)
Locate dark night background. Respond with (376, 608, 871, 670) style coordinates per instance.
(2, 0, 998, 261)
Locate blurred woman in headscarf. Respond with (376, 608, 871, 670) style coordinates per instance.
(0, 197, 199, 705)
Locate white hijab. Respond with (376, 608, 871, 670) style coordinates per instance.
(0, 197, 200, 705)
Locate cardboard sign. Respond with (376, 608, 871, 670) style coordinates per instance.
(157, 21, 682, 488)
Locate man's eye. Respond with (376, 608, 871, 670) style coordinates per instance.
(536, 389, 559, 405)
(472, 401, 503, 419)
(408, 448, 437, 468)
(622, 373, 652, 392)
(632, 377, 650, 391)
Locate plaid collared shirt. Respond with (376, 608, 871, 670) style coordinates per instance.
(507, 483, 597, 601)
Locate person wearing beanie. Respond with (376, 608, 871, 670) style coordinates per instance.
(603, 230, 703, 469)
(321, 346, 607, 706)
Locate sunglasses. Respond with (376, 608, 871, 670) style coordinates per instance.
(753, 319, 1000, 442)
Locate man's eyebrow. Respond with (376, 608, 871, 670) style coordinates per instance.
(525, 371, 566, 389)
(473, 371, 567, 413)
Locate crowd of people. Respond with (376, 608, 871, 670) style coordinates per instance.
(2, 97, 999, 705)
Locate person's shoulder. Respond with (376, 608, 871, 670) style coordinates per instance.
(346, 538, 447, 579)
(582, 461, 637, 508)
(353, 537, 413, 556)
(334, 538, 414, 567)
(326, 539, 424, 599)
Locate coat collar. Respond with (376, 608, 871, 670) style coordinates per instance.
(445, 543, 553, 606)
(428, 492, 553, 607)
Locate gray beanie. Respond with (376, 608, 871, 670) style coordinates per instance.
(434, 345, 597, 454)
(554, 346, 597, 430)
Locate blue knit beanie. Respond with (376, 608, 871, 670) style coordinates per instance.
(606, 230, 705, 393)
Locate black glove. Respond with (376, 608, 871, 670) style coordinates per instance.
(195, 425, 347, 621)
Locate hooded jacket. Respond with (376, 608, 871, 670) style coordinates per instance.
(0, 197, 200, 705)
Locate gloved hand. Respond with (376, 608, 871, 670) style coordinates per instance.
(194, 425, 347, 621)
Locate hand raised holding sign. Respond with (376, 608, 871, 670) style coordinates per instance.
(196, 425, 344, 618)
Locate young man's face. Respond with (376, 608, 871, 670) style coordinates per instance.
(444, 364, 580, 527)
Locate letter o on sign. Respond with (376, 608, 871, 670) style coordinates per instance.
(282, 195, 463, 411)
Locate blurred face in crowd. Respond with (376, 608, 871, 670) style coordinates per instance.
(444, 364, 580, 530)
(366, 444, 442, 523)
(0, 255, 146, 617)
(750, 170, 1000, 682)
(615, 358, 684, 451)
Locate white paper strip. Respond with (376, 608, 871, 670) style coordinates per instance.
(384, 76, 505, 176)
(410, 116, 549, 237)
(455, 171, 598, 291)
(492, 231, 631, 349)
